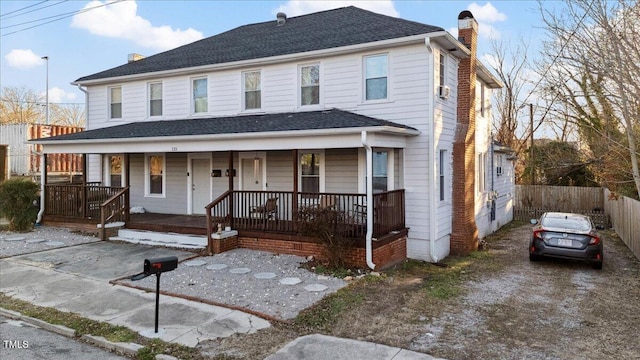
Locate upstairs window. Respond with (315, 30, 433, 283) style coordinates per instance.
(243, 71, 261, 110)
(300, 64, 319, 106)
(149, 82, 163, 116)
(192, 78, 208, 113)
(365, 54, 388, 101)
(109, 87, 122, 119)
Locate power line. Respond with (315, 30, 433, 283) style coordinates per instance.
(1, 0, 126, 37)
(0, 0, 48, 18)
(0, 1, 68, 21)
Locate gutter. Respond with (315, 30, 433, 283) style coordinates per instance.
(426, 38, 439, 263)
(361, 131, 375, 270)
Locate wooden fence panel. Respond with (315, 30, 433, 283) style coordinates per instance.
(604, 189, 640, 261)
(514, 185, 604, 212)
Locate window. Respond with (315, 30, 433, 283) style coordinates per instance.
(478, 152, 486, 193)
(365, 54, 388, 100)
(243, 71, 261, 110)
(300, 153, 320, 194)
(300, 64, 319, 105)
(146, 154, 165, 196)
(439, 53, 446, 88)
(192, 78, 208, 113)
(109, 155, 123, 186)
(149, 82, 163, 116)
(496, 154, 503, 176)
(372, 151, 388, 193)
(439, 150, 446, 201)
(109, 87, 122, 119)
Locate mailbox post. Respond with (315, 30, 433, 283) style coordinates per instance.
(131, 256, 178, 333)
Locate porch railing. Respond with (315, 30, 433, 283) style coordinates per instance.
(44, 184, 126, 219)
(206, 189, 405, 244)
(99, 187, 130, 240)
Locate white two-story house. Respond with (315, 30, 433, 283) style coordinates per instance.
(32, 7, 512, 269)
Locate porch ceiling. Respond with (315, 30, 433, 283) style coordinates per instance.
(31, 109, 420, 154)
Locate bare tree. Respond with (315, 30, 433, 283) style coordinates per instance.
(539, 0, 640, 198)
(0, 86, 45, 124)
(51, 103, 85, 127)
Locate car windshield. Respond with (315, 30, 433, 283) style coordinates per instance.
(542, 216, 591, 231)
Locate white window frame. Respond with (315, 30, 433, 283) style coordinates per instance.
(191, 77, 208, 114)
(299, 63, 320, 107)
(363, 53, 389, 102)
(298, 150, 325, 194)
(439, 53, 446, 88)
(242, 70, 262, 111)
(145, 153, 166, 198)
(148, 82, 163, 117)
(439, 149, 447, 201)
(358, 148, 394, 193)
(104, 154, 125, 187)
(109, 86, 122, 120)
(477, 152, 486, 194)
(496, 154, 503, 176)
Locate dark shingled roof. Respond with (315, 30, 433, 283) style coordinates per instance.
(75, 6, 443, 82)
(35, 109, 417, 142)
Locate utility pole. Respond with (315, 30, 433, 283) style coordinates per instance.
(529, 103, 534, 185)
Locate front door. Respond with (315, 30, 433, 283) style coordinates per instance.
(242, 157, 263, 190)
(192, 158, 210, 214)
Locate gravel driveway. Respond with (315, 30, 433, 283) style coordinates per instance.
(409, 224, 640, 359)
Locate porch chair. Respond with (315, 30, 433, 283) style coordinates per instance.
(250, 197, 279, 221)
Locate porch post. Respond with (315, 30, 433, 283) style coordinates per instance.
(124, 153, 130, 221)
(81, 154, 87, 218)
(228, 151, 234, 228)
(292, 149, 298, 222)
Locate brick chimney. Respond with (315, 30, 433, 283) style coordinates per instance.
(451, 10, 478, 255)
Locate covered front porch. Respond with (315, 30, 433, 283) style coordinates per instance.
(32, 109, 418, 268)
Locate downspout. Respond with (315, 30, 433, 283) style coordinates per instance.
(361, 131, 375, 270)
(35, 153, 45, 224)
(426, 38, 439, 263)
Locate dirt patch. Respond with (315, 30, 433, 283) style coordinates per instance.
(201, 222, 640, 359)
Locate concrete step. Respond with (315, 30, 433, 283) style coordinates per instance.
(111, 229, 207, 249)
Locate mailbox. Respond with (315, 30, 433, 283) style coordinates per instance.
(144, 256, 178, 275)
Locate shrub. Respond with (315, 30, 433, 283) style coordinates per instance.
(0, 178, 40, 231)
(297, 205, 356, 268)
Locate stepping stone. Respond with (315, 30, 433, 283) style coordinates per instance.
(254, 272, 276, 280)
(45, 241, 64, 246)
(317, 275, 330, 280)
(304, 284, 328, 292)
(5, 236, 26, 242)
(184, 259, 207, 267)
(229, 267, 251, 274)
(206, 263, 228, 270)
(279, 277, 302, 285)
(26, 239, 46, 244)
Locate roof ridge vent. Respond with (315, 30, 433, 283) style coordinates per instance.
(276, 12, 286, 26)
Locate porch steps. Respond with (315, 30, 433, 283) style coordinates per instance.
(110, 229, 207, 249)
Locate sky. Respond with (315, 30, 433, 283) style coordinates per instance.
(0, 0, 549, 106)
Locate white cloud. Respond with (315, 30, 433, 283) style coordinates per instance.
(275, 0, 399, 18)
(480, 53, 500, 70)
(468, 2, 507, 23)
(42, 87, 77, 103)
(5, 49, 45, 69)
(71, 1, 203, 52)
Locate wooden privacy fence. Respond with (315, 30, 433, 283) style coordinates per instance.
(514, 185, 639, 261)
(604, 188, 640, 261)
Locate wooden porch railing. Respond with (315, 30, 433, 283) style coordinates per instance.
(44, 184, 125, 219)
(205, 190, 406, 246)
(99, 187, 130, 240)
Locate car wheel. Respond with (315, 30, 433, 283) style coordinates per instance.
(592, 261, 603, 270)
(529, 253, 540, 262)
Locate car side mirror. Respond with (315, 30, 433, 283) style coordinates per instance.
(530, 219, 538, 225)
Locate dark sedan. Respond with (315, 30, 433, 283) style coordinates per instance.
(529, 212, 603, 269)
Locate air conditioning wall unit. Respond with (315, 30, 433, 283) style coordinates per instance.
(437, 85, 450, 99)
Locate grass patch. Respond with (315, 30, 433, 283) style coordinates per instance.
(295, 283, 365, 330)
(0, 293, 203, 359)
